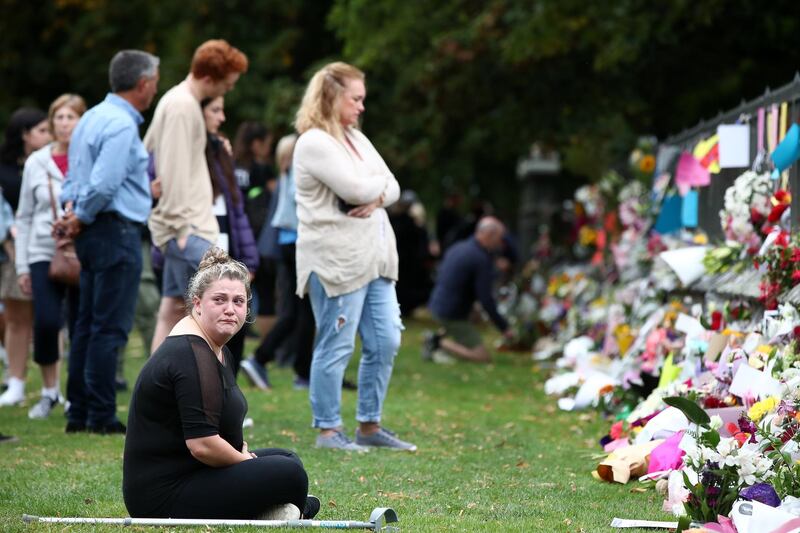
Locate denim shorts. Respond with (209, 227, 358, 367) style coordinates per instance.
(162, 235, 212, 298)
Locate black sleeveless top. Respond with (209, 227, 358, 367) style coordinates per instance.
(122, 334, 247, 517)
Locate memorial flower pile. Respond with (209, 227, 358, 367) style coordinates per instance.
(524, 128, 800, 530)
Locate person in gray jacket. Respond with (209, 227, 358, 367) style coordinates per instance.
(13, 94, 85, 419)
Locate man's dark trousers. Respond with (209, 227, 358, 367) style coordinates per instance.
(66, 213, 142, 428)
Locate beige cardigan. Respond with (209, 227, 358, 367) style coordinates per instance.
(144, 81, 218, 248)
(294, 127, 400, 297)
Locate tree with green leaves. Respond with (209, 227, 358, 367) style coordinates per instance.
(2, 0, 799, 220)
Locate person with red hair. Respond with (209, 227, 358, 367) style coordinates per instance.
(191, 39, 249, 82)
(145, 39, 248, 354)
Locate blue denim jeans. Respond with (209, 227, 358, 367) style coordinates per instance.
(67, 213, 142, 427)
(307, 273, 404, 429)
(162, 235, 213, 298)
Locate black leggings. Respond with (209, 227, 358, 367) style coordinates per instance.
(165, 448, 308, 519)
(254, 244, 315, 379)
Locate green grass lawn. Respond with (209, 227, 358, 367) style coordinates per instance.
(0, 318, 673, 532)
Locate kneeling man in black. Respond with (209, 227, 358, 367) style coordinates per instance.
(123, 247, 318, 519)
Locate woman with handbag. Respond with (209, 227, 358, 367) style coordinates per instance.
(11, 94, 85, 418)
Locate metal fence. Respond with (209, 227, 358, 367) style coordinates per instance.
(662, 74, 800, 240)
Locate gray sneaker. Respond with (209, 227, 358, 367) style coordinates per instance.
(315, 430, 369, 452)
(241, 357, 271, 390)
(355, 427, 417, 452)
(28, 395, 59, 419)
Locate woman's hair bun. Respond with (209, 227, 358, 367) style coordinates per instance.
(198, 247, 230, 271)
(185, 246, 251, 311)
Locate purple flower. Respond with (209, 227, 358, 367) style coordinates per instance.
(738, 415, 757, 435)
(777, 400, 794, 417)
(737, 415, 759, 442)
(739, 483, 780, 507)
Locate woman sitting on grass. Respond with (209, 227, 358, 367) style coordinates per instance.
(122, 247, 319, 520)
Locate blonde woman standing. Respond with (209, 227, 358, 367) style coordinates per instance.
(293, 62, 415, 451)
(13, 94, 85, 418)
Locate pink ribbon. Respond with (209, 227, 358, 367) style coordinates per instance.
(769, 104, 780, 151)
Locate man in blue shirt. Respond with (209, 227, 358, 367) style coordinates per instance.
(426, 217, 512, 363)
(59, 49, 159, 434)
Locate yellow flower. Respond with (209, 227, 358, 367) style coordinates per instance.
(614, 325, 634, 354)
(721, 328, 744, 337)
(747, 396, 780, 422)
(578, 226, 597, 246)
(546, 276, 562, 296)
(639, 155, 656, 173)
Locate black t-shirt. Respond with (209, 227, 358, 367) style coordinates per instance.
(122, 335, 248, 517)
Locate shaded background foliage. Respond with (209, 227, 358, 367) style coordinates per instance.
(2, 0, 799, 222)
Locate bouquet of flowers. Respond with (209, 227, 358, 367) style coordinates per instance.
(575, 184, 603, 220)
(758, 231, 800, 310)
(702, 243, 746, 275)
(719, 171, 773, 252)
(617, 180, 650, 232)
(712, 394, 800, 506)
(613, 180, 654, 278)
(665, 397, 774, 523)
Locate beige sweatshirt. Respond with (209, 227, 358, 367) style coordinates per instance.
(294, 127, 400, 297)
(144, 81, 218, 248)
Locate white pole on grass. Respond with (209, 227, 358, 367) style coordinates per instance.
(22, 507, 400, 531)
